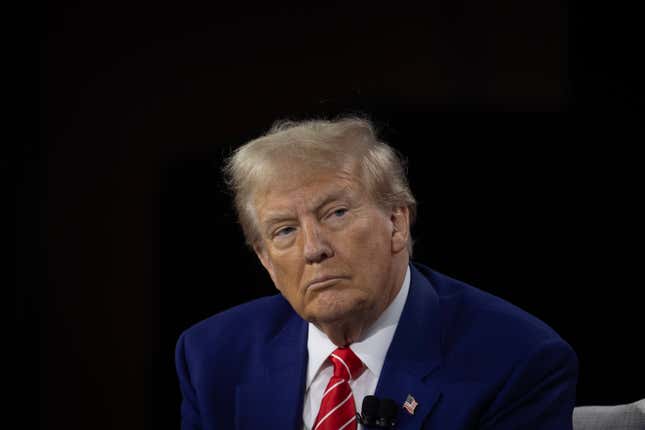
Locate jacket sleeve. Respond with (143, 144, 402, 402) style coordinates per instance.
(175, 332, 203, 430)
(479, 338, 579, 430)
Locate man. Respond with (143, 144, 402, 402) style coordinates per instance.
(175, 117, 578, 430)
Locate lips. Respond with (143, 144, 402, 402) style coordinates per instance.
(306, 275, 348, 290)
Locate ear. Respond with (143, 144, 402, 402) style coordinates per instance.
(390, 206, 410, 254)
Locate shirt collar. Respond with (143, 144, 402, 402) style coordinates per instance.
(305, 265, 411, 388)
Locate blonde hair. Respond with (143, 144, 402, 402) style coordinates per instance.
(223, 117, 417, 253)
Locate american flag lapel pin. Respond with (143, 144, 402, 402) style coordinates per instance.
(403, 394, 418, 415)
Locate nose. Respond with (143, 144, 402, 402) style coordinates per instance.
(302, 219, 333, 264)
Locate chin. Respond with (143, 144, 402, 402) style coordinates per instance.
(310, 309, 353, 325)
(307, 294, 367, 324)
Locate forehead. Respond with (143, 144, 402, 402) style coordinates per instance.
(253, 166, 362, 216)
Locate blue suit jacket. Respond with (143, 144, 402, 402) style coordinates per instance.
(176, 263, 578, 429)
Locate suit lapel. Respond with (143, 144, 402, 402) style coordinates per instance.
(375, 264, 443, 430)
(235, 309, 308, 430)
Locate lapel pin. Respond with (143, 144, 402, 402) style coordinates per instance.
(403, 394, 418, 415)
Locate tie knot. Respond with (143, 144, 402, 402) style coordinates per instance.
(329, 347, 363, 380)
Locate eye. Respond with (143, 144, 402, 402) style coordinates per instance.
(331, 208, 348, 218)
(275, 226, 295, 237)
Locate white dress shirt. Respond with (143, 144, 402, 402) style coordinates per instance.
(302, 265, 411, 430)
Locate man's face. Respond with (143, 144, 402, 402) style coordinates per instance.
(253, 165, 408, 329)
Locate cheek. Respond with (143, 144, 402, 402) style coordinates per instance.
(349, 218, 391, 257)
(269, 254, 304, 292)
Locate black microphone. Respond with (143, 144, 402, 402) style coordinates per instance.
(377, 398, 397, 428)
(358, 395, 380, 426)
(357, 395, 398, 428)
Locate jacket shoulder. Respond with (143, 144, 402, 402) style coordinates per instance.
(176, 294, 296, 359)
(411, 263, 578, 429)
(413, 262, 575, 359)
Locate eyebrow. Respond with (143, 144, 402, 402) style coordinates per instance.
(261, 186, 355, 232)
(312, 187, 354, 213)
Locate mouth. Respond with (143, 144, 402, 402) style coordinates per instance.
(306, 276, 348, 291)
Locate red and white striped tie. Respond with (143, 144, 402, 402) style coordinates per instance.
(313, 347, 364, 430)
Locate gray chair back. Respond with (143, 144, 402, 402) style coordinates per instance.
(573, 399, 645, 430)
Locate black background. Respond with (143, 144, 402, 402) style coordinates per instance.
(26, 1, 643, 429)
